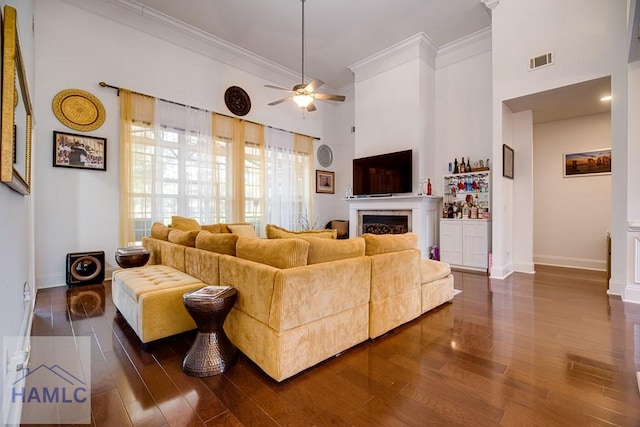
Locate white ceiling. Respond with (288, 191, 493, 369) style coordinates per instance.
(135, 0, 492, 90)
(132, 0, 610, 122)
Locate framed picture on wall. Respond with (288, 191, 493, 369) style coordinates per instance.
(53, 131, 107, 171)
(316, 170, 335, 194)
(503, 144, 514, 179)
(563, 148, 611, 177)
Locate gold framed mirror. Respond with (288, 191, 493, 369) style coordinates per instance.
(1, 5, 33, 195)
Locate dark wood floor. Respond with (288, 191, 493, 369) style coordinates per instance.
(27, 265, 640, 426)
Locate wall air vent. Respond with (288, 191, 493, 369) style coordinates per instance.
(529, 52, 553, 70)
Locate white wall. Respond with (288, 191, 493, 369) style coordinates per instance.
(34, 0, 334, 288)
(434, 32, 493, 178)
(350, 35, 437, 191)
(0, 0, 35, 419)
(490, 0, 628, 285)
(533, 113, 611, 270)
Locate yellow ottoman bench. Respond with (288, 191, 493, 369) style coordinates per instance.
(112, 265, 207, 347)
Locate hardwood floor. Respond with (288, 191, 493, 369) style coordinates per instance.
(27, 265, 640, 426)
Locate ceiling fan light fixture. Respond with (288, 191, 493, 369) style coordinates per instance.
(294, 94, 313, 108)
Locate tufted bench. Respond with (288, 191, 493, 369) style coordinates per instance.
(112, 265, 207, 346)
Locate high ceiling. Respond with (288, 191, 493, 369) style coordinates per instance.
(132, 0, 611, 121)
(135, 0, 492, 90)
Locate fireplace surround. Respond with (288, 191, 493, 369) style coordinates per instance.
(349, 196, 442, 257)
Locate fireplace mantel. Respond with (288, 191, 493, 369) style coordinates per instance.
(348, 195, 443, 257)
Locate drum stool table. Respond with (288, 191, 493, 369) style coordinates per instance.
(182, 286, 237, 377)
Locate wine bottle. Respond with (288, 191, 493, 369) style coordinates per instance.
(460, 157, 466, 173)
(427, 178, 432, 196)
(453, 158, 459, 174)
(466, 158, 471, 172)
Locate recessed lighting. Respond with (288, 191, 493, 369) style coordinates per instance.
(600, 95, 612, 102)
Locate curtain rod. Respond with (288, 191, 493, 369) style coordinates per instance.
(98, 82, 320, 141)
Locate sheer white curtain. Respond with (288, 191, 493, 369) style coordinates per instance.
(264, 127, 311, 230)
(151, 100, 216, 224)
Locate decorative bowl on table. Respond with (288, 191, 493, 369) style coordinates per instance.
(115, 247, 150, 268)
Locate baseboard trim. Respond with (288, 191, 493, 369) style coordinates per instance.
(533, 254, 605, 271)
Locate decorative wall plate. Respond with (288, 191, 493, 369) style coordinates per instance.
(317, 144, 333, 167)
(52, 89, 106, 132)
(224, 86, 251, 116)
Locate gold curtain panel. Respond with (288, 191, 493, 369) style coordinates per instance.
(52, 89, 106, 131)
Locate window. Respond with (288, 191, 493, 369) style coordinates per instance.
(119, 91, 313, 246)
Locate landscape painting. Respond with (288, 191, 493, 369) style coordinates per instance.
(563, 148, 611, 177)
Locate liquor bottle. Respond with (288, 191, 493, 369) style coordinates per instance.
(466, 158, 471, 172)
(427, 178, 432, 196)
(460, 157, 466, 173)
(453, 158, 459, 174)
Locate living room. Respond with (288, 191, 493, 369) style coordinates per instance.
(1, 0, 639, 424)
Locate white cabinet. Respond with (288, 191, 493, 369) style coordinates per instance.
(440, 219, 491, 272)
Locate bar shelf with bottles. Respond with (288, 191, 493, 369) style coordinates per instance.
(442, 170, 490, 220)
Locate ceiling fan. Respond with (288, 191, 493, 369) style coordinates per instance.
(266, 0, 345, 112)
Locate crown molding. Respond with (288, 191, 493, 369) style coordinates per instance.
(60, 0, 313, 90)
(349, 33, 437, 82)
(481, 0, 500, 12)
(436, 27, 492, 69)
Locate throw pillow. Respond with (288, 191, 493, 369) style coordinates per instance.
(218, 222, 252, 233)
(304, 236, 365, 264)
(228, 224, 257, 238)
(266, 224, 337, 239)
(171, 215, 201, 231)
(150, 222, 170, 241)
(200, 224, 222, 234)
(363, 232, 418, 256)
(168, 229, 200, 247)
(195, 231, 238, 256)
(236, 236, 309, 269)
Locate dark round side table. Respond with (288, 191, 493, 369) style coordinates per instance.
(182, 286, 237, 377)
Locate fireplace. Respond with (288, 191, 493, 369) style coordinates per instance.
(358, 210, 412, 235)
(348, 196, 442, 257)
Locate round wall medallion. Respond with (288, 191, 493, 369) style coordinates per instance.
(317, 144, 333, 167)
(52, 89, 106, 132)
(224, 86, 251, 116)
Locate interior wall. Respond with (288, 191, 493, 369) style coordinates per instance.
(434, 35, 493, 178)
(490, 0, 628, 283)
(0, 0, 35, 419)
(34, 0, 332, 288)
(533, 113, 611, 270)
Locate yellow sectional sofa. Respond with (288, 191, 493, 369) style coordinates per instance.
(111, 223, 454, 382)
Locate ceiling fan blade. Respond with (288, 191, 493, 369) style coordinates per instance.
(306, 102, 317, 112)
(314, 93, 346, 102)
(268, 97, 293, 106)
(304, 78, 324, 93)
(265, 84, 295, 92)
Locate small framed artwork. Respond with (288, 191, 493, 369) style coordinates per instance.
(503, 144, 514, 179)
(316, 170, 335, 194)
(563, 148, 611, 177)
(53, 131, 107, 171)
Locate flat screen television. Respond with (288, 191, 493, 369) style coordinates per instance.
(352, 149, 412, 196)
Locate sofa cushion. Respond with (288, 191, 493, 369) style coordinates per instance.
(228, 223, 257, 238)
(171, 215, 201, 231)
(218, 222, 252, 233)
(266, 224, 337, 239)
(236, 236, 309, 269)
(304, 236, 365, 264)
(150, 222, 170, 241)
(115, 264, 205, 301)
(200, 224, 222, 233)
(363, 232, 418, 256)
(420, 258, 452, 283)
(195, 230, 238, 256)
(168, 229, 200, 247)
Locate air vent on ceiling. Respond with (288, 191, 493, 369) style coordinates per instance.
(529, 52, 553, 70)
